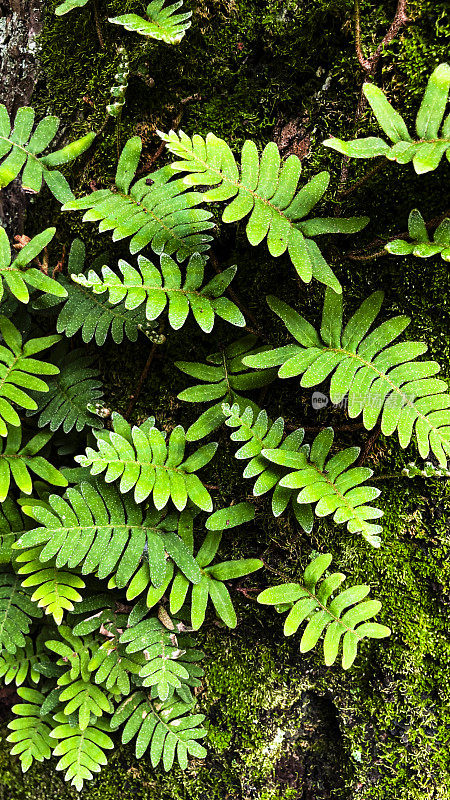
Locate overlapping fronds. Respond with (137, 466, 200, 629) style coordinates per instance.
(14, 480, 202, 590)
(385, 210, 450, 262)
(160, 129, 369, 291)
(324, 64, 450, 174)
(62, 138, 214, 259)
(0, 636, 42, 685)
(258, 553, 390, 668)
(244, 291, 450, 465)
(71, 252, 245, 332)
(111, 692, 207, 768)
(224, 404, 383, 546)
(109, 0, 192, 44)
(0, 227, 67, 304)
(47, 240, 152, 345)
(28, 346, 104, 433)
(119, 609, 204, 701)
(0, 573, 43, 653)
(0, 315, 61, 437)
(0, 105, 95, 201)
(222, 403, 314, 532)
(75, 412, 218, 510)
(176, 334, 276, 440)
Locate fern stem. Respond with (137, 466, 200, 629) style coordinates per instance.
(125, 343, 158, 418)
(92, 0, 104, 48)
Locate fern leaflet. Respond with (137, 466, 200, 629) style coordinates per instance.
(0, 226, 67, 304)
(109, 0, 192, 44)
(385, 209, 450, 262)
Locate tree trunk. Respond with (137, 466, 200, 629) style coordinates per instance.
(0, 0, 45, 234)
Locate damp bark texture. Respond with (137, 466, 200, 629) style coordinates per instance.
(0, 0, 44, 234)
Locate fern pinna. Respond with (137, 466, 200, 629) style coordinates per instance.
(160, 129, 369, 292)
(109, 0, 192, 44)
(243, 291, 450, 466)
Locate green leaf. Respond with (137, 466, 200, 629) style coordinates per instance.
(206, 502, 255, 530)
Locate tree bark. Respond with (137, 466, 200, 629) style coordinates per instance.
(0, 0, 45, 234)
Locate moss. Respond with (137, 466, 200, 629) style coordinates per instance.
(4, 0, 449, 798)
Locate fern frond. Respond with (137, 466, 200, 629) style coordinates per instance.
(0, 426, 67, 502)
(0, 496, 26, 564)
(0, 573, 43, 653)
(176, 334, 277, 440)
(160, 129, 369, 291)
(0, 227, 67, 304)
(109, 0, 192, 44)
(75, 412, 218, 510)
(28, 346, 104, 433)
(324, 64, 450, 174)
(222, 403, 314, 532)
(14, 480, 202, 590)
(111, 692, 207, 768)
(0, 105, 95, 201)
(243, 291, 450, 466)
(385, 210, 450, 262)
(14, 546, 85, 625)
(62, 138, 215, 260)
(258, 553, 390, 668)
(0, 636, 42, 685)
(7, 688, 53, 771)
(50, 714, 114, 791)
(0, 315, 61, 437)
(224, 404, 383, 546)
(72, 252, 245, 332)
(119, 609, 204, 702)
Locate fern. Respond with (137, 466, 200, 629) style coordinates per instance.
(385, 210, 450, 262)
(0, 636, 42, 685)
(0, 105, 95, 201)
(119, 608, 204, 701)
(0, 226, 67, 304)
(62, 138, 215, 260)
(6, 687, 53, 771)
(106, 47, 129, 118)
(75, 412, 218, 510)
(14, 479, 202, 590)
(224, 404, 383, 546)
(45, 239, 154, 345)
(160, 129, 369, 291)
(72, 251, 245, 332)
(14, 546, 85, 625)
(0, 315, 61, 437)
(324, 64, 450, 174)
(243, 291, 450, 466)
(0, 426, 67, 502)
(176, 334, 277, 440)
(258, 553, 390, 668)
(0, 496, 26, 564)
(111, 692, 207, 768)
(109, 0, 192, 44)
(55, 0, 89, 15)
(50, 714, 114, 791)
(222, 403, 314, 532)
(28, 346, 104, 433)
(0, 573, 43, 653)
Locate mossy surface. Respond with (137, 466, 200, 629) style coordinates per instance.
(1, 0, 450, 798)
